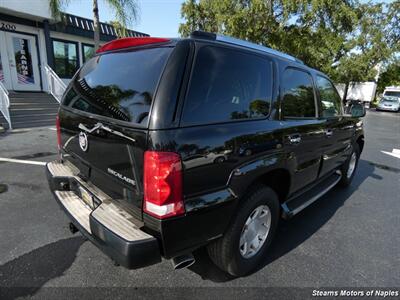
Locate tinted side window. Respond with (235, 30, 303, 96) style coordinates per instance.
(64, 47, 172, 124)
(181, 46, 273, 126)
(281, 68, 316, 118)
(316, 76, 342, 117)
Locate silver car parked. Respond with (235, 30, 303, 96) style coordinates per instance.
(377, 97, 400, 112)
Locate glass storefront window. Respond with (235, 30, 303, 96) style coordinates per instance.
(52, 40, 79, 78)
(82, 44, 95, 63)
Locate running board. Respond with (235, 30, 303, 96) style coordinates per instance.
(281, 171, 342, 219)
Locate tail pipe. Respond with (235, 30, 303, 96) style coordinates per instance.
(69, 222, 79, 234)
(171, 253, 195, 270)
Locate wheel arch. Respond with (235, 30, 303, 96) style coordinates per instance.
(253, 168, 291, 204)
(356, 135, 364, 153)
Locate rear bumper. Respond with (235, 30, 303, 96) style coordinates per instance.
(46, 160, 161, 269)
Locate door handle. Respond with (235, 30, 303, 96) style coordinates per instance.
(288, 134, 301, 144)
(325, 129, 333, 137)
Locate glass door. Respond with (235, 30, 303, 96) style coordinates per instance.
(6, 32, 41, 91)
(0, 31, 10, 88)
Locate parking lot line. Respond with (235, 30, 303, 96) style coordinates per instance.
(381, 148, 400, 159)
(0, 157, 46, 166)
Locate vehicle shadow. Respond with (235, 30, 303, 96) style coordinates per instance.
(188, 159, 379, 282)
(0, 236, 85, 300)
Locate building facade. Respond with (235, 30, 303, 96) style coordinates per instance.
(0, 0, 148, 92)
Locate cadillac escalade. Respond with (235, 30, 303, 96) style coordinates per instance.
(46, 31, 365, 276)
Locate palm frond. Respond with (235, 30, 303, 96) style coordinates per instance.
(106, 0, 139, 36)
(49, 0, 70, 20)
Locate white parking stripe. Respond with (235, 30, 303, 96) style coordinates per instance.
(0, 158, 46, 166)
(381, 148, 400, 159)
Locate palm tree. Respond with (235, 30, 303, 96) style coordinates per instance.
(49, 0, 138, 50)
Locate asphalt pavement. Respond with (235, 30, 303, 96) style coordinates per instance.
(0, 110, 399, 299)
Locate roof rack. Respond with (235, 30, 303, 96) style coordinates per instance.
(190, 31, 303, 64)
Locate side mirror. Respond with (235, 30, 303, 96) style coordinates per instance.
(349, 103, 366, 117)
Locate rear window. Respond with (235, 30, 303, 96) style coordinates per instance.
(63, 47, 172, 124)
(181, 46, 273, 126)
(384, 91, 400, 98)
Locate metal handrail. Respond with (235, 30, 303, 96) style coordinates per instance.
(44, 64, 67, 103)
(0, 81, 12, 130)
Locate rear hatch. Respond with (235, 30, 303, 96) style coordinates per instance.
(58, 43, 173, 220)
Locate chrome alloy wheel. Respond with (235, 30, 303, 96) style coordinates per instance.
(239, 205, 271, 259)
(347, 152, 357, 179)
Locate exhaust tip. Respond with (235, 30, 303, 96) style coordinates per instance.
(69, 222, 79, 234)
(172, 254, 195, 270)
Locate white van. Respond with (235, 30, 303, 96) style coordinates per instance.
(383, 86, 400, 99)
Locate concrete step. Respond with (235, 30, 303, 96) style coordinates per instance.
(10, 97, 59, 103)
(11, 113, 57, 121)
(6, 92, 60, 129)
(9, 92, 54, 98)
(11, 118, 58, 129)
(10, 103, 60, 109)
(10, 108, 59, 116)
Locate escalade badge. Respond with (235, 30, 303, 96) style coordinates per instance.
(79, 132, 88, 152)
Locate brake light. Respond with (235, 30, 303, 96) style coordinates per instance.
(143, 151, 184, 219)
(96, 37, 170, 53)
(56, 114, 61, 150)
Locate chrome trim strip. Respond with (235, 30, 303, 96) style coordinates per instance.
(79, 122, 136, 143)
(289, 172, 342, 216)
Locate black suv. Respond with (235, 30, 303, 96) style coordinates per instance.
(47, 31, 365, 276)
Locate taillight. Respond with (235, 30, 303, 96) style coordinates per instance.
(56, 114, 61, 150)
(143, 151, 184, 219)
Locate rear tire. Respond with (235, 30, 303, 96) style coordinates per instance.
(339, 143, 360, 187)
(207, 185, 279, 276)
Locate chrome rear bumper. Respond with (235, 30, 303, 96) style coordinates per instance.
(46, 160, 161, 269)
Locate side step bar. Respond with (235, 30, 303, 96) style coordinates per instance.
(282, 171, 342, 219)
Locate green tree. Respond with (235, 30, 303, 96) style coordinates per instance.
(330, 2, 393, 100)
(179, 0, 397, 100)
(376, 61, 400, 95)
(49, 0, 138, 50)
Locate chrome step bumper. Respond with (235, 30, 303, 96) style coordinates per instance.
(46, 160, 161, 269)
(281, 170, 342, 219)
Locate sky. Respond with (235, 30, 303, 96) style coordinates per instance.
(66, 0, 184, 37)
(65, 0, 395, 38)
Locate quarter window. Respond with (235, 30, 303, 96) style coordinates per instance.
(316, 76, 342, 117)
(52, 40, 79, 78)
(281, 68, 316, 118)
(181, 46, 273, 126)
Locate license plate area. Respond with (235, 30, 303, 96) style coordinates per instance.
(69, 179, 101, 210)
(78, 186, 95, 209)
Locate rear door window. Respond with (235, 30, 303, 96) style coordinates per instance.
(281, 68, 316, 118)
(316, 75, 342, 117)
(181, 45, 273, 126)
(63, 47, 172, 125)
